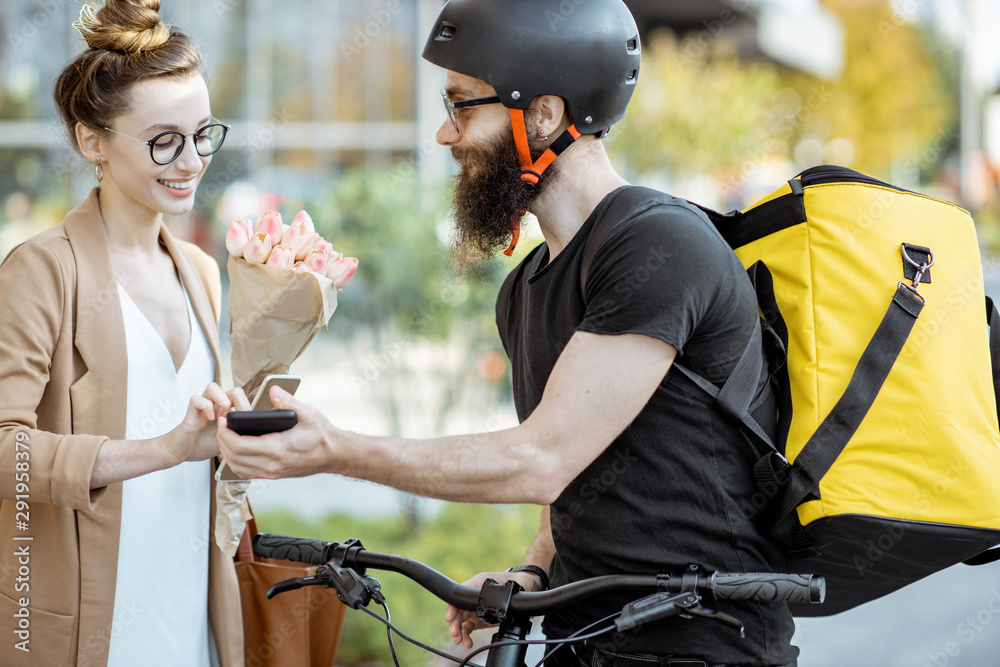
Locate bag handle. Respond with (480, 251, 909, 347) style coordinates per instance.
(771, 284, 925, 544)
(235, 515, 259, 563)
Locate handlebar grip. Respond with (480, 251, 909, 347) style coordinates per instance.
(709, 573, 825, 604)
(253, 533, 334, 566)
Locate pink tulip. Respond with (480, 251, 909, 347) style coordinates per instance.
(313, 238, 332, 257)
(292, 261, 310, 273)
(242, 232, 272, 264)
(325, 256, 358, 289)
(225, 218, 253, 257)
(292, 210, 315, 234)
(282, 222, 319, 261)
(255, 211, 284, 244)
(266, 244, 294, 269)
(303, 249, 327, 274)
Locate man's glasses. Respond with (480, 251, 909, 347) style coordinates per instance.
(102, 122, 231, 165)
(441, 90, 501, 131)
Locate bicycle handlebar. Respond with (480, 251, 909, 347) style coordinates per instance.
(252, 533, 824, 610)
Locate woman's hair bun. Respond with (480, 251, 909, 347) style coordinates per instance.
(73, 0, 171, 55)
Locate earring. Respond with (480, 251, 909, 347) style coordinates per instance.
(95, 157, 104, 183)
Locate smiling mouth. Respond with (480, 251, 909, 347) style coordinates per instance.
(158, 178, 196, 190)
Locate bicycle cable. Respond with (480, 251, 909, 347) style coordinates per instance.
(357, 603, 486, 667)
(457, 622, 618, 667)
(533, 611, 620, 667)
(377, 601, 400, 667)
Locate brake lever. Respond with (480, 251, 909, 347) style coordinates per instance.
(678, 600, 745, 638)
(266, 575, 323, 599)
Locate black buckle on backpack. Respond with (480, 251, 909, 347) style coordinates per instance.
(901, 243, 933, 286)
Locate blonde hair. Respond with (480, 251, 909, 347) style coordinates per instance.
(54, 0, 204, 151)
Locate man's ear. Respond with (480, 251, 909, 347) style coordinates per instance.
(530, 94, 570, 140)
(76, 122, 105, 163)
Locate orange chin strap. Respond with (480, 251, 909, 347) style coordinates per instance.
(504, 108, 582, 256)
(503, 225, 520, 256)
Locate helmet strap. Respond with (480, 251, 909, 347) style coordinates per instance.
(505, 108, 582, 255)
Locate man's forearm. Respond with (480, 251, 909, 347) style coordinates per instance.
(331, 426, 566, 505)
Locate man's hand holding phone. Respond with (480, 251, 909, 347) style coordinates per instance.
(215, 374, 301, 481)
(217, 381, 336, 482)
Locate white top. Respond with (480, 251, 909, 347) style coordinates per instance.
(107, 280, 218, 667)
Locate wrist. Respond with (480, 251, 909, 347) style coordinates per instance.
(154, 431, 184, 469)
(506, 564, 549, 590)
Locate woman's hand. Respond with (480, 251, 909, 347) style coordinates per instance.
(163, 383, 250, 466)
(444, 570, 545, 649)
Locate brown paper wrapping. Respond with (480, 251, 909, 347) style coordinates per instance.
(215, 255, 339, 556)
(227, 255, 339, 395)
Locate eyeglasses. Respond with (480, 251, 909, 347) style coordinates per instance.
(441, 90, 501, 131)
(101, 122, 231, 165)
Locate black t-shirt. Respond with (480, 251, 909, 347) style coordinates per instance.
(496, 187, 797, 665)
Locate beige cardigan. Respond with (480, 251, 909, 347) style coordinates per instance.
(0, 190, 243, 666)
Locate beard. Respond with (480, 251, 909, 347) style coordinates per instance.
(448, 125, 557, 274)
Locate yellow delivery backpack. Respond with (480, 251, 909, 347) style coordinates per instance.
(582, 165, 1000, 616)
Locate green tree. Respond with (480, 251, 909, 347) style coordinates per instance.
(784, 0, 956, 179)
(607, 2, 957, 193)
(607, 31, 785, 184)
(311, 167, 513, 484)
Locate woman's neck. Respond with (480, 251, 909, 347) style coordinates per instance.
(96, 187, 164, 254)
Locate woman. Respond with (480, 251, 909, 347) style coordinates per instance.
(0, 2, 247, 665)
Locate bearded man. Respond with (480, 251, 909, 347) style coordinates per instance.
(219, 1, 799, 664)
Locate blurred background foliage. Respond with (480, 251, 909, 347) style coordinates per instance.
(608, 0, 958, 206)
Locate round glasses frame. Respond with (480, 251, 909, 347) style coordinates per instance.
(440, 90, 502, 132)
(101, 122, 231, 165)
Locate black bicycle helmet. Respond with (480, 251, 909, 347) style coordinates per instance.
(422, 0, 641, 138)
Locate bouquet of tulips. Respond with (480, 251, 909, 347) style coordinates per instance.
(225, 209, 358, 393)
(216, 209, 357, 556)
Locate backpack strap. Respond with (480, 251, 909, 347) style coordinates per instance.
(961, 296, 1000, 567)
(987, 296, 1000, 429)
(579, 187, 781, 458)
(771, 283, 926, 546)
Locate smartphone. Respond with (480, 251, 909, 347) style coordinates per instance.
(250, 374, 301, 411)
(216, 410, 298, 482)
(226, 410, 298, 435)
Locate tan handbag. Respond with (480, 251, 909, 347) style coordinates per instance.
(235, 517, 346, 667)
